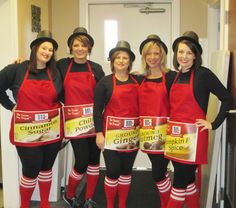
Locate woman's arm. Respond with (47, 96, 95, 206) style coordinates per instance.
(195, 68, 232, 130)
(0, 64, 18, 110)
(93, 78, 107, 133)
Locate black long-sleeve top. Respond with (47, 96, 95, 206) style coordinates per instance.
(174, 66, 232, 130)
(0, 61, 63, 111)
(94, 74, 144, 133)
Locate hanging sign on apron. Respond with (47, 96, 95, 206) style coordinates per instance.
(63, 103, 95, 138)
(164, 120, 198, 162)
(14, 108, 60, 143)
(105, 116, 139, 151)
(139, 116, 168, 152)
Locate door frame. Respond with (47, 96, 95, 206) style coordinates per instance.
(79, 0, 180, 45)
(0, 0, 20, 207)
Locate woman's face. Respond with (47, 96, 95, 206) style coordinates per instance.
(145, 44, 161, 69)
(36, 41, 53, 67)
(177, 42, 195, 70)
(72, 38, 88, 63)
(113, 51, 130, 73)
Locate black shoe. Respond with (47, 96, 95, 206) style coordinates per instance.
(73, 196, 85, 208)
(62, 190, 74, 207)
(83, 199, 97, 208)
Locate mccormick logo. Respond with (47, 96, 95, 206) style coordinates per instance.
(172, 125, 181, 135)
(35, 113, 49, 121)
(124, 119, 134, 128)
(83, 107, 93, 115)
(143, 119, 152, 127)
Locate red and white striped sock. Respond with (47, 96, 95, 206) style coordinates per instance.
(156, 175, 171, 208)
(20, 176, 37, 208)
(67, 168, 84, 199)
(85, 164, 100, 200)
(38, 170, 52, 208)
(104, 176, 118, 208)
(185, 183, 199, 208)
(166, 187, 185, 208)
(118, 175, 131, 208)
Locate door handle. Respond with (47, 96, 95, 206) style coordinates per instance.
(228, 110, 236, 114)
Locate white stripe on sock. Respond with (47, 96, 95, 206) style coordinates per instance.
(105, 177, 118, 187)
(20, 176, 37, 188)
(118, 175, 131, 185)
(38, 170, 52, 182)
(70, 169, 84, 180)
(87, 165, 100, 175)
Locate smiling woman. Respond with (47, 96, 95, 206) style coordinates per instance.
(36, 42, 54, 68)
(57, 27, 105, 207)
(93, 40, 141, 208)
(0, 30, 63, 208)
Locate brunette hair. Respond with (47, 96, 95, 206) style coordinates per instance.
(110, 50, 133, 73)
(141, 41, 168, 75)
(173, 40, 202, 71)
(29, 42, 57, 79)
(69, 35, 93, 54)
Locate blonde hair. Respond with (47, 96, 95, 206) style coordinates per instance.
(141, 42, 168, 76)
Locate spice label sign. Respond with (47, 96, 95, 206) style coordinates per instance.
(14, 108, 60, 143)
(164, 121, 198, 162)
(105, 116, 139, 151)
(139, 116, 168, 153)
(63, 104, 95, 139)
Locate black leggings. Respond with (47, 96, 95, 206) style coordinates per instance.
(16, 141, 61, 178)
(147, 153, 170, 182)
(71, 136, 101, 173)
(172, 161, 198, 189)
(103, 149, 138, 179)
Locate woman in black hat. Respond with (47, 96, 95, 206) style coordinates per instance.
(0, 30, 63, 208)
(58, 27, 105, 208)
(94, 40, 140, 208)
(165, 31, 232, 208)
(138, 34, 175, 208)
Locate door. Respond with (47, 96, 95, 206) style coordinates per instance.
(225, 0, 236, 207)
(88, 2, 172, 168)
(89, 3, 172, 75)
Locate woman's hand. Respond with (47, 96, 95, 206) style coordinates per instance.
(12, 57, 24, 64)
(195, 119, 212, 132)
(96, 132, 105, 151)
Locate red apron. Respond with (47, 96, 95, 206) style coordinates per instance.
(63, 60, 96, 139)
(166, 70, 208, 164)
(64, 60, 96, 105)
(103, 74, 139, 152)
(139, 73, 169, 154)
(10, 67, 62, 147)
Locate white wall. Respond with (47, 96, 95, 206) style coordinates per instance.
(0, 0, 20, 207)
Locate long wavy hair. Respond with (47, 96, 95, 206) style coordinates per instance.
(29, 42, 57, 79)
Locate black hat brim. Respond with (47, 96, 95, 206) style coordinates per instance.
(30, 37, 58, 50)
(172, 36, 202, 54)
(109, 47, 135, 62)
(67, 32, 94, 47)
(139, 38, 168, 54)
